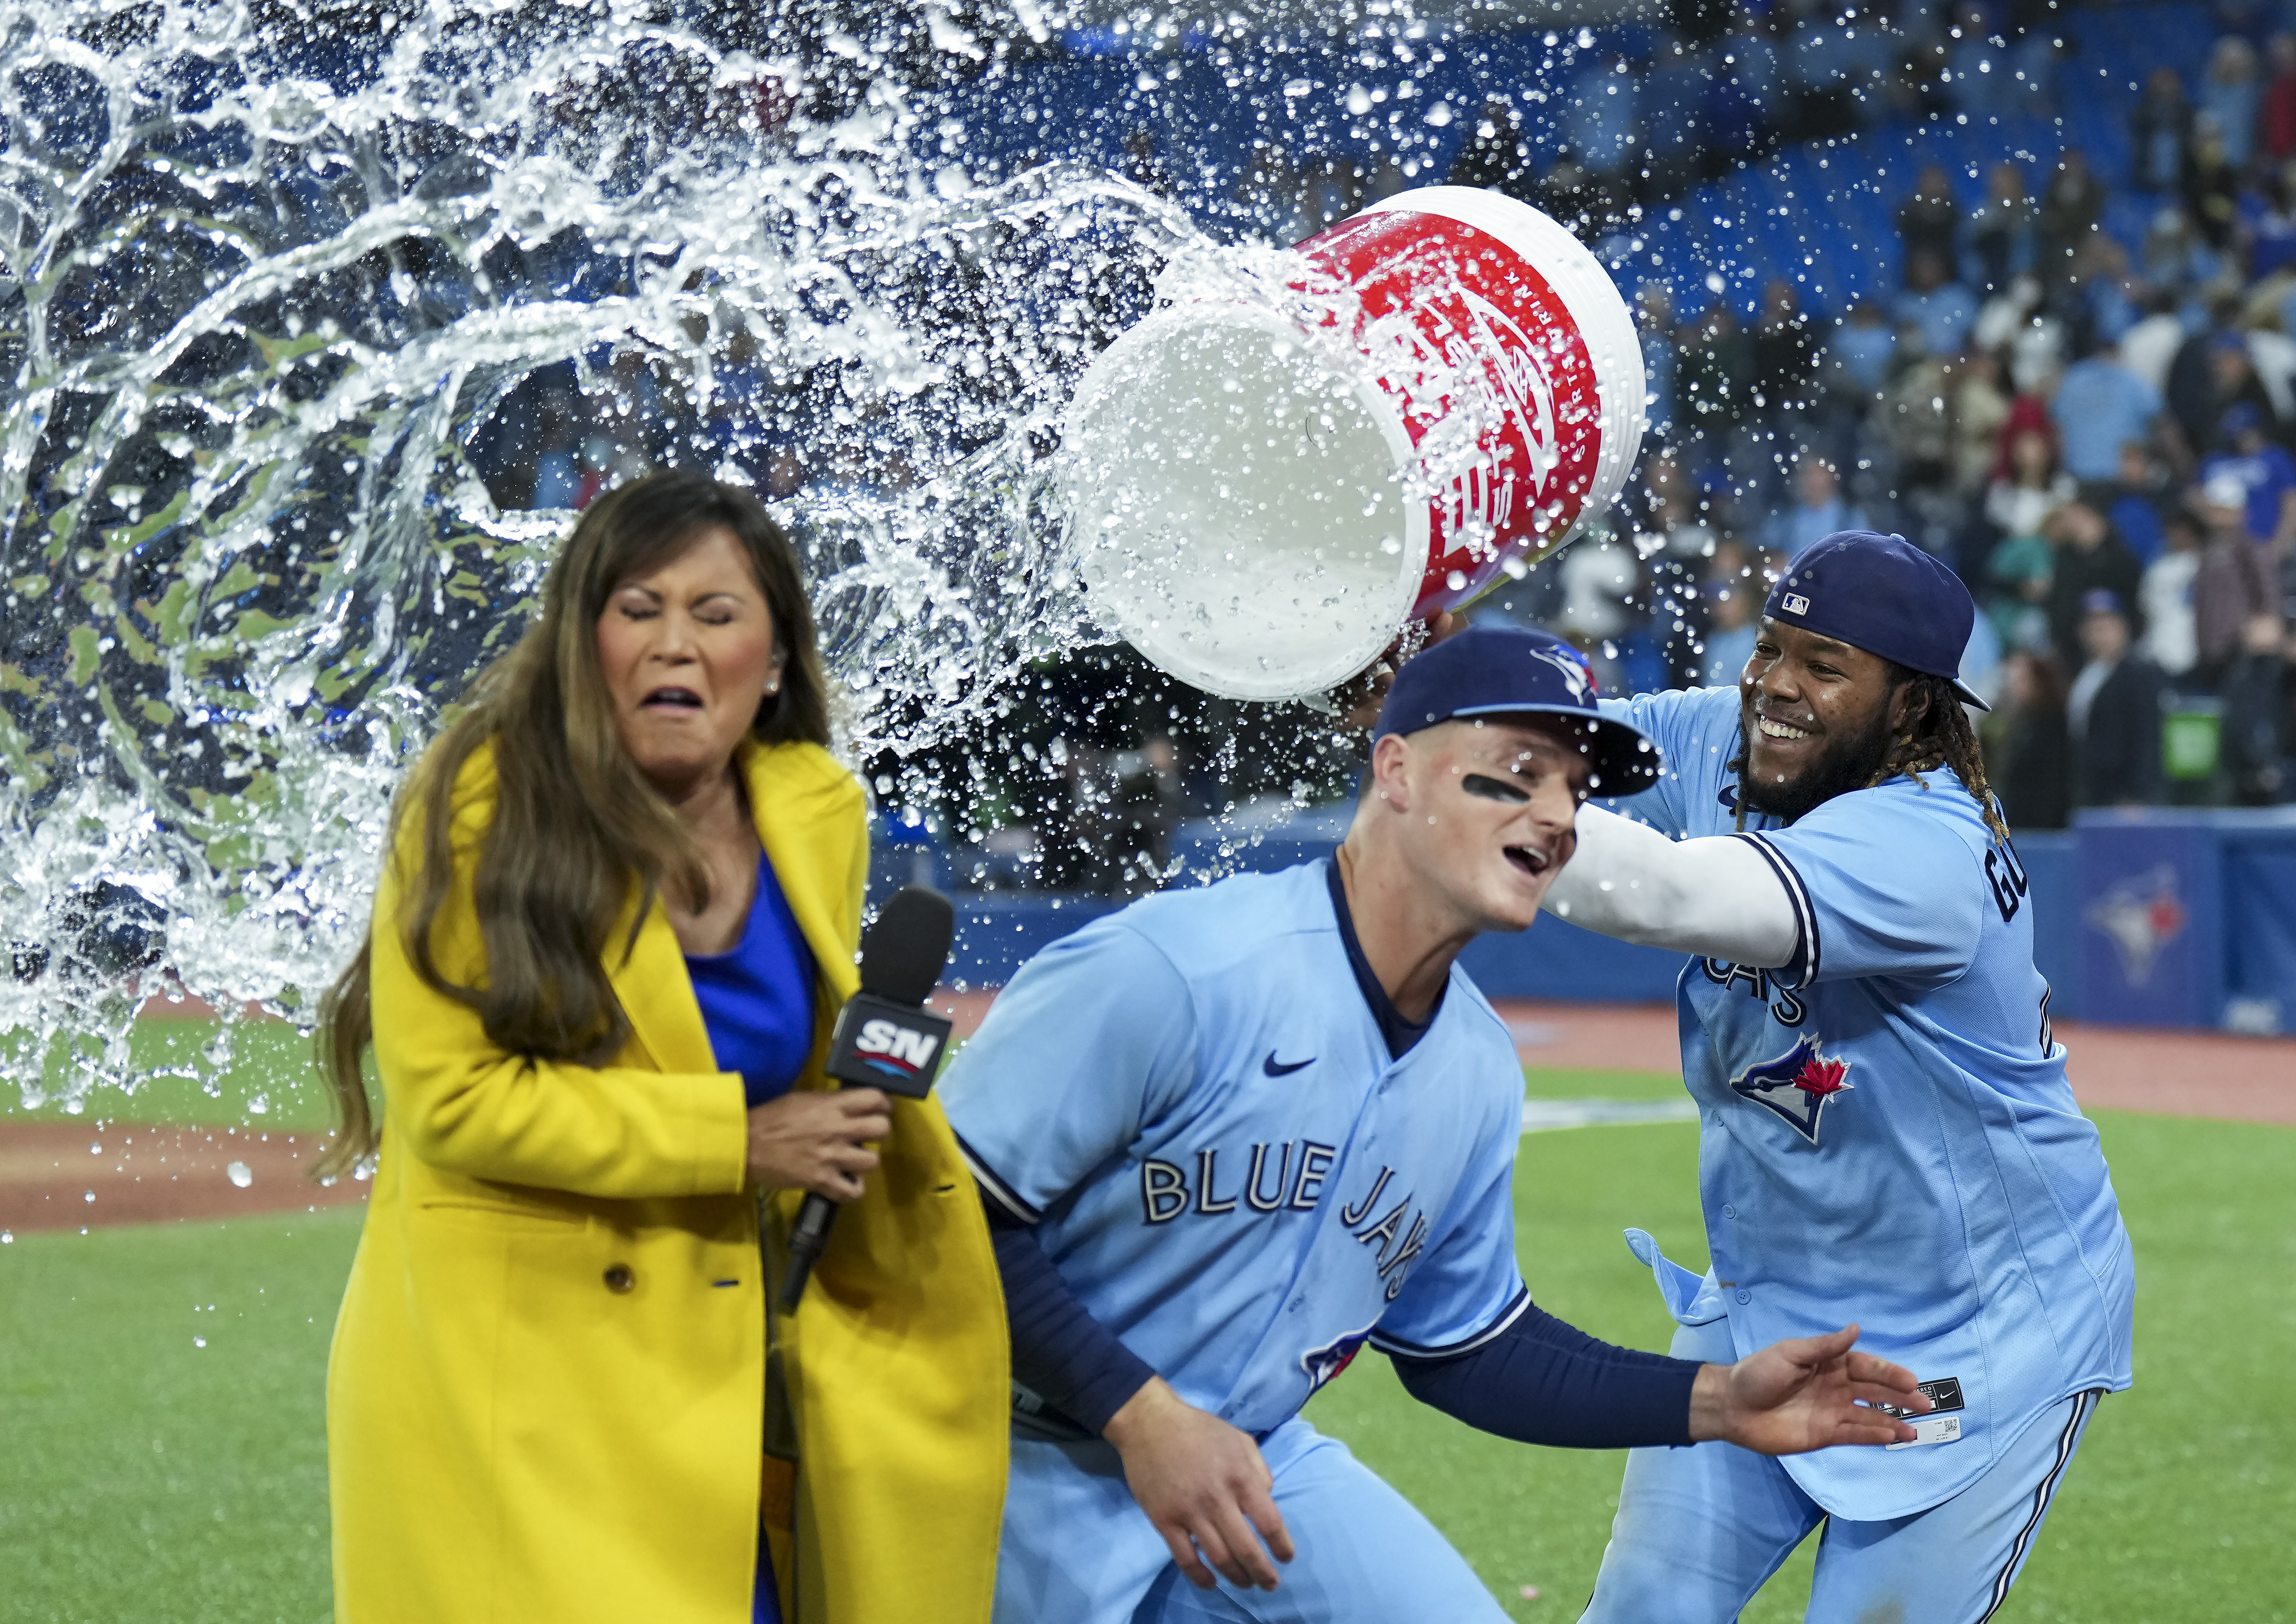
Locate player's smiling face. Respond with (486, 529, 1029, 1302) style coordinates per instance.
(1377, 717, 1591, 932)
(1739, 619, 1919, 822)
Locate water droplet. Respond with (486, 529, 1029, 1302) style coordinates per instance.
(226, 1162, 253, 1188)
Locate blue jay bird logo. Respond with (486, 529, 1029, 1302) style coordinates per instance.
(1729, 1036, 1854, 1143)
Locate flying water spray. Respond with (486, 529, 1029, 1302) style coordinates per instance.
(0, 0, 1629, 1118)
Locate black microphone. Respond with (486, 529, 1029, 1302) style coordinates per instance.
(777, 886, 957, 1312)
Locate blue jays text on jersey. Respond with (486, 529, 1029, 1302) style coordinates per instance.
(938, 861, 1532, 1438)
(1597, 684, 2135, 1522)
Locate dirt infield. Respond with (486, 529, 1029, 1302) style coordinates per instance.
(0, 1122, 366, 1235)
(2, 994, 2286, 1235)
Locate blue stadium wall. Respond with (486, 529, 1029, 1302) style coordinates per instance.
(878, 809, 2296, 1034)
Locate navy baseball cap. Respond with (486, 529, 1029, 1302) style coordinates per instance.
(1766, 531, 1990, 712)
(1373, 624, 1662, 793)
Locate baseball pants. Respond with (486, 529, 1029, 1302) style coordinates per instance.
(994, 1415, 1510, 1624)
(1578, 1315, 2104, 1624)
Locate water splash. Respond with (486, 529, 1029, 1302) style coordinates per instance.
(0, 0, 1228, 1108)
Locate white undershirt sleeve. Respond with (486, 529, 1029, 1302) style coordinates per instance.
(1541, 803, 1802, 970)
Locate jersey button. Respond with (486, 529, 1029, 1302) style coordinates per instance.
(603, 1264, 637, 1294)
(1734, 1288, 1752, 1305)
(1722, 1205, 1737, 1220)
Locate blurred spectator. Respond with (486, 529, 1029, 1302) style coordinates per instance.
(2141, 509, 2207, 680)
(1560, 54, 1643, 185)
(1446, 98, 1538, 203)
(2184, 113, 2243, 251)
(1751, 280, 1820, 431)
(1879, 328, 1956, 494)
(2203, 37, 2264, 170)
(2069, 589, 2169, 807)
(1698, 539, 1762, 687)
(2198, 401, 2296, 544)
(1822, 300, 1898, 403)
(529, 396, 582, 508)
(1769, 458, 1865, 559)
(2131, 66, 2195, 193)
(1679, 302, 1753, 440)
(1986, 501, 2058, 652)
(1638, 285, 1679, 440)
(2038, 150, 2107, 288)
(1121, 131, 1174, 198)
(1969, 161, 2034, 295)
(1949, 348, 2013, 494)
(2195, 472, 2281, 681)
(2105, 441, 2172, 567)
(2138, 205, 2224, 295)
(2263, 34, 2296, 165)
(1987, 427, 2077, 538)
(1992, 649, 2074, 829)
(2119, 287, 2189, 395)
(1897, 164, 1963, 284)
(1894, 249, 1977, 358)
(2046, 502, 2148, 667)
(2244, 165, 2296, 280)
(2051, 336, 2165, 488)
(2220, 612, 2290, 800)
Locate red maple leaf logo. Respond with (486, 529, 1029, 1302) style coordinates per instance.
(1792, 1055, 1851, 1097)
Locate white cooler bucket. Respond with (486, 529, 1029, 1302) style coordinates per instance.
(1061, 185, 1646, 701)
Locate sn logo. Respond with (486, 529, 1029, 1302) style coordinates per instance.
(855, 1019, 941, 1072)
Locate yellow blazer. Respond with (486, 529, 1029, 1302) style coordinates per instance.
(328, 737, 1007, 1624)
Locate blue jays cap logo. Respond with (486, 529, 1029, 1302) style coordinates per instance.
(1526, 641, 1593, 705)
(1729, 1035, 1853, 1143)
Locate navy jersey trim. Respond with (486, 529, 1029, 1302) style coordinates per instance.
(954, 1130, 1041, 1223)
(1368, 1282, 1531, 1361)
(1734, 832, 1820, 990)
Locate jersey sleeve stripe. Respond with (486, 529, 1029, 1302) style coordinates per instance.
(1368, 1283, 1531, 1361)
(1733, 832, 1820, 989)
(951, 1130, 1042, 1223)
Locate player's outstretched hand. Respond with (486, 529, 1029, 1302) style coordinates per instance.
(1688, 1325, 1930, 1456)
(1104, 1376, 1295, 1592)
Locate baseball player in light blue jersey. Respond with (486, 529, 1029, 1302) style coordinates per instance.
(941, 625, 1932, 1624)
(1535, 531, 2135, 1623)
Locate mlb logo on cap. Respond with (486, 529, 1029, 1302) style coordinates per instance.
(1781, 593, 1811, 615)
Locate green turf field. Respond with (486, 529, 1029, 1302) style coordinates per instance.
(1, 1054, 2288, 1623)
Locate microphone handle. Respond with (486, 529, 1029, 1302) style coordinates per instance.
(778, 1189, 838, 1313)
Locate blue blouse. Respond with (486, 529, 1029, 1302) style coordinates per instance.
(685, 852, 815, 1624)
(685, 852, 818, 1107)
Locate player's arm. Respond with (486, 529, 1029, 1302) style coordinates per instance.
(941, 926, 1294, 1593)
(1540, 801, 1802, 967)
(1392, 1306, 1927, 1454)
(982, 1208, 1293, 1594)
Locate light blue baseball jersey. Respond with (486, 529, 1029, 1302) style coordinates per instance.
(1598, 684, 2135, 1520)
(939, 861, 1531, 1440)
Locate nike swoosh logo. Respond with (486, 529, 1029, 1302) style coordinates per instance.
(1263, 1053, 1314, 1077)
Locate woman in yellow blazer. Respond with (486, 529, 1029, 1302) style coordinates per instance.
(317, 470, 1006, 1624)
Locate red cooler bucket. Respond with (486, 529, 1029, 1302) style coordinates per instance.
(1061, 185, 1645, 701)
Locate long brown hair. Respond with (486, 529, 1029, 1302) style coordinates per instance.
(313, 470, 829, 1178)
(1730, 667, 2010, 845)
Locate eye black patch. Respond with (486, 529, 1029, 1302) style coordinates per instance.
(1461, 772, 1530, 803)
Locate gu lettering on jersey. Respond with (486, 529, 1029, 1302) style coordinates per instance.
(1728, 1035, 1855, 1143)
(1138, 1147, 1434, 1302)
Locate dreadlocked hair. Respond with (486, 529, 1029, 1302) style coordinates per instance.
(1728, 665, 2010, 845)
